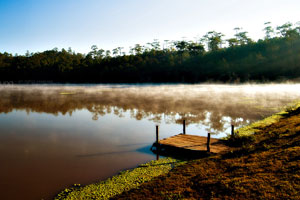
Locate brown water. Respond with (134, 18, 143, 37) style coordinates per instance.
(0, 84, 300, 200)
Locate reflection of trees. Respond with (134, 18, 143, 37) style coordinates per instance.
(0, 85, 298, 133)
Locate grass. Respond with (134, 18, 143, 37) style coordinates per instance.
(111, 102, 300, 199)
(235, 101, 300, 136)
(54, 158, 186, 200)
(60, 92, 76, 95)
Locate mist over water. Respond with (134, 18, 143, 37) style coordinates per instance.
(0, 84, 300, 199)
(1, 84, 299, 133)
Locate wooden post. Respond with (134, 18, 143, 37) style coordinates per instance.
(183, 120, 186, 135)
(207, 133, 211, 152)
(231, 124, 234, 137)
(156, 125, 159, 143)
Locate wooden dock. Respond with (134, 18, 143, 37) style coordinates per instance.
(151, 120, 233, 156)
(158, 134, 230, 153)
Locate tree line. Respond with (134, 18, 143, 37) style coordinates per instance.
(1, 22, 300, 83)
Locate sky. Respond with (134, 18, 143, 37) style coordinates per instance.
(0, 0, 299, 55)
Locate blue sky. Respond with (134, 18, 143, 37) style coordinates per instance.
(0, 0, 299, 55)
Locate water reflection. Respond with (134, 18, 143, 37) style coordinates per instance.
(1, 84, 300, 134)
(76, 145, 153, 158)
(0, 110, 158, 200)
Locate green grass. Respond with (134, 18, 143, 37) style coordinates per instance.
(236, 101, 300, 136)
(54, 158, 186, 200)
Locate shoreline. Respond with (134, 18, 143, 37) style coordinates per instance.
(54, 158, 187, 200)
(54, 101, 300, 199)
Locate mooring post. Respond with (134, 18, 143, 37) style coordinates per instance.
(207, 133, 211, 152)
(231, 124, 235, 137)
(156, 125, 159, 144)
(183, 120, 186, 135)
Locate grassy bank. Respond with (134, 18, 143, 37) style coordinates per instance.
(54, 158, 187, 200)
(55, 102, 300, 199)
(236, 101, 300, 136)
(111, 102, 300, 199)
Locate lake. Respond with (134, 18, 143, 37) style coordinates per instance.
(1, 84, 300, 200)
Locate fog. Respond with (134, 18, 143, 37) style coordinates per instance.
(1, 84, 299, 133)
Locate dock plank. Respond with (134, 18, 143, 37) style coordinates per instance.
(159, 134, 230, 153)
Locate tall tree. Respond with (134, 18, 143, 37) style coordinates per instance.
(112, 48, 119, 56)
(203, 31, 224, 51)
(276, 22, 293, 37)
(133, 44, 143, 55)
(187, 42, 204, 55)
(263, 22, 274, 39)
(234, 27, 252, 45)
(150, 39, 160, 50)
(174, 40, 189, 52)
(226, 38, 239, 47)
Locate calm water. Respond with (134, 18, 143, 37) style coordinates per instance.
(1, 84, 300, 200)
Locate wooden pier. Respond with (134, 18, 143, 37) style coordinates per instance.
(151, 121, 232, 156)
(158, 134, 229, 153)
